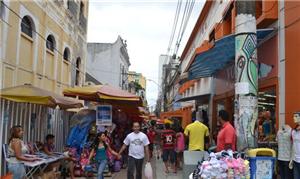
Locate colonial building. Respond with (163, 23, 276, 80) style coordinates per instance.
(0, 0, 88, 94)
(86, 36, 130, 90)
(128, 71, 147, 106)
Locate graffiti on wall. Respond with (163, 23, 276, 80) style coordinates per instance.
(235, 33, 258, 151)
(236, 33, 258, 95)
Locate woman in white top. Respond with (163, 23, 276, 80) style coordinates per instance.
(7, 125, 38, 179)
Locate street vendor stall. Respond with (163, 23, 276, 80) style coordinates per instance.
(63, 84, 141, 104)
(63, 85, 143, 122)
(62, 85, 144, 177)
(0, 84, 83, 177)
(0, 84, 83, 109)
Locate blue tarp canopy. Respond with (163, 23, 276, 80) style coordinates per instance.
(188, 29, 275, 80)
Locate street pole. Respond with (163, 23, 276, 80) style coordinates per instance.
(234, 1, 258, 151)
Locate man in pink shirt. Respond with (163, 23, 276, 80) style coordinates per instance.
(217, 110, 236, 152)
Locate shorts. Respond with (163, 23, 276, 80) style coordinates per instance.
(162, 149, 176, 163)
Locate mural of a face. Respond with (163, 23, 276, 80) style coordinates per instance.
(293, 112, 300, 124)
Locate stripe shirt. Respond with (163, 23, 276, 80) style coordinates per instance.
(161, 129, 176, 150)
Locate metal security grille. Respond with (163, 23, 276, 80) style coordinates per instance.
(0, 99, 73, 175)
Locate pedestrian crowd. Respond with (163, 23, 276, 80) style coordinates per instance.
(5, 110, 300, 179)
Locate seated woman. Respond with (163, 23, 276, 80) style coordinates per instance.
(7, 125, 39, 179)
(43, 134, 76, 179)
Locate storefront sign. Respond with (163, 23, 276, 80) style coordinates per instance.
(96, 105, 112, 126)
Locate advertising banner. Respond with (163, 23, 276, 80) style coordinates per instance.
(96, 105, 112, 126)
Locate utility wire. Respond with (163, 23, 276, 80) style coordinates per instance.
(174, 0, 195, 56)
(174, 0, 190, 50)
(166, 0, 182, 55)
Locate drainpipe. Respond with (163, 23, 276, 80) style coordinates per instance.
(278, 0, 285, 128)
(234, 1, 258, 151)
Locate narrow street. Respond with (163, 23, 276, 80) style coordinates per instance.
(71, 157, 183, 179)
(111, 158, 183, 179)
(2, 0, 300, 179)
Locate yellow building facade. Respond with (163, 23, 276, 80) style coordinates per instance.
(128, 71, 146, 90)
(0, 0, 88, 94)
(128, 71, 147, 106)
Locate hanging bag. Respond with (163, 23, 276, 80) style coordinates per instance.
(144, 162, 153, 179)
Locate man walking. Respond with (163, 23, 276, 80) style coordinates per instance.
(119, 122, 150, 179)
(217, 110, 236, 152)
(147, 125, 156, 159)
(161, 123, 177, 173)
(184, 111, 210, 151)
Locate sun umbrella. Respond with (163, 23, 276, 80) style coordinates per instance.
(63, 85, 142, 105)
(0, 84, 83, 109)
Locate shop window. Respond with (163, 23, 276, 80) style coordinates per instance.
(46, 35, 56, 52)
(21, 16, 34, 38)
(63, 47, 70, 61)
(257, 88, 277, 144)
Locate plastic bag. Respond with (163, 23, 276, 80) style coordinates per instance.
(144, 162, 153, 179)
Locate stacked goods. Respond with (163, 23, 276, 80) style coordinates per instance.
(190, 151, 250, 179)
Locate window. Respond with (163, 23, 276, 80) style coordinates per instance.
(63, 48, 70, 61)
(80, 1, 84, 16)
(46, 35, 55, 52)
(257, 88, 276, 144)
(1, 0, 5, 20)
(21, 16, 34, 38)
(75, 57, 81, 86)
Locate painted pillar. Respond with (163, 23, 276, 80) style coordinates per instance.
(234, 1, 258, 151)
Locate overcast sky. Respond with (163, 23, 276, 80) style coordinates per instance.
(87, 0, 204, 108)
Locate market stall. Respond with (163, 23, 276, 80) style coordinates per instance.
(63, 85, 144, 177)
(0, 84, 83, 176)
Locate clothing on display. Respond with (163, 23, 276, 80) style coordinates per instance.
(277, 126, 293, 179)
(277, 125, 292, 161)
(292, 129, 300, 163)
(190, 151, 250, 179)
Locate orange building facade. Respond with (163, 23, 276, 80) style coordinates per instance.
(166, 0, 300, 134)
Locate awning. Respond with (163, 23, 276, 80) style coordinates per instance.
(176, 94, 210, 103)
(188, 28, 275, 80)
(63, 85, 141, 104)
(0, 84, 83, 109)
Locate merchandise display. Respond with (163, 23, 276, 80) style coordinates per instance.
(189, 151, 250, 179)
